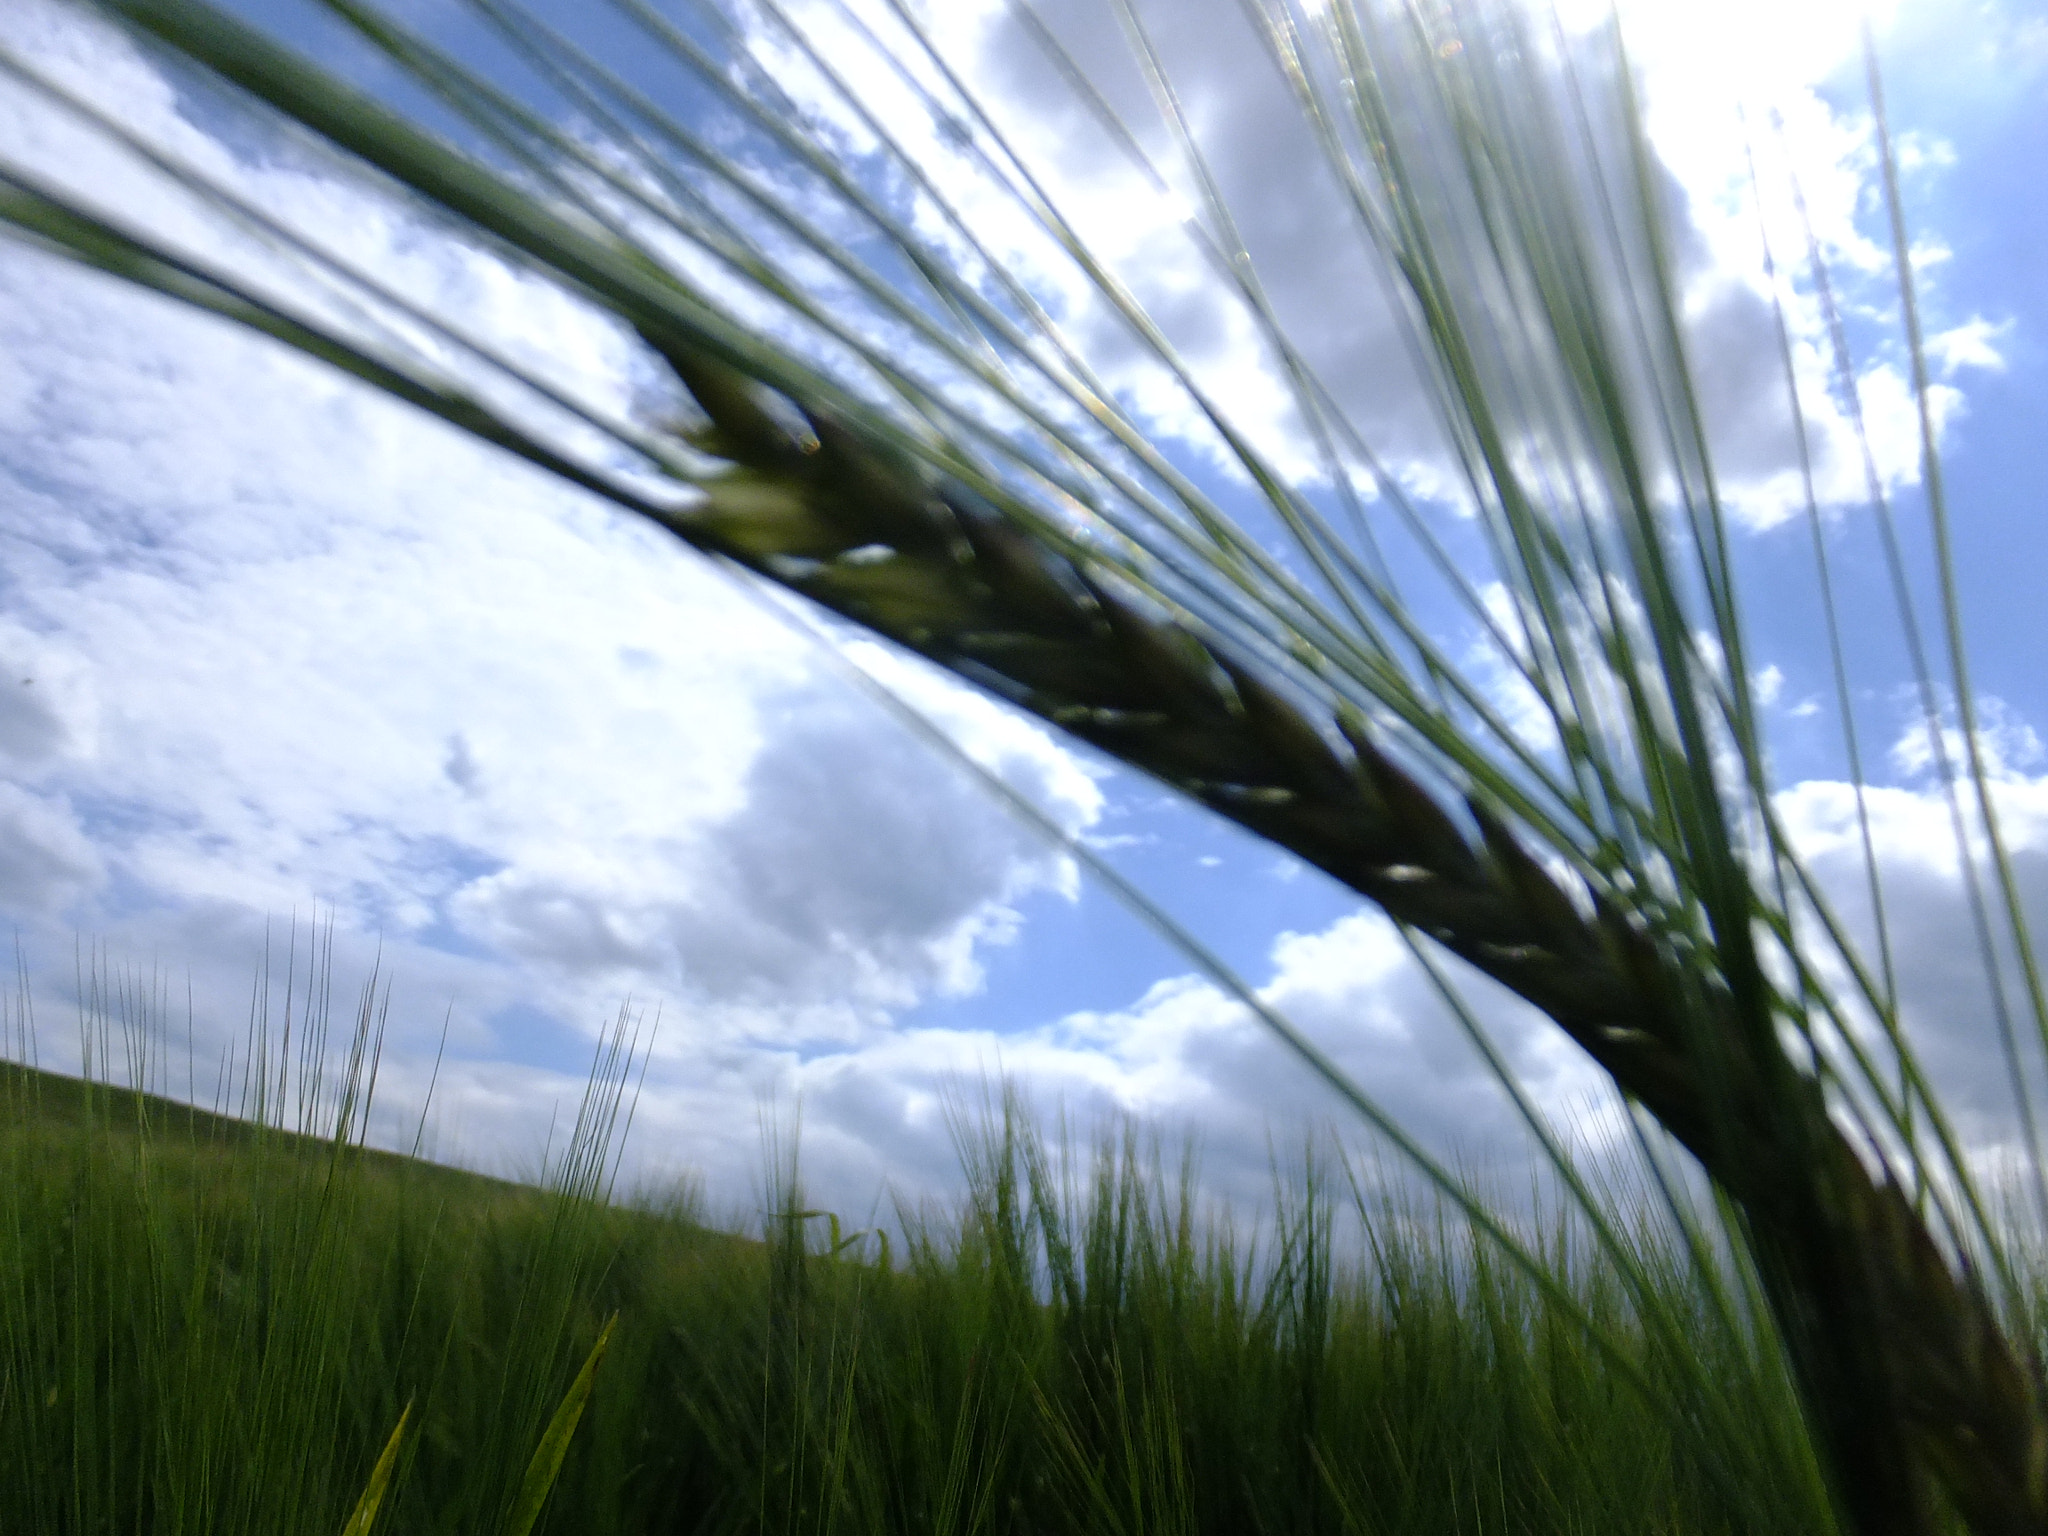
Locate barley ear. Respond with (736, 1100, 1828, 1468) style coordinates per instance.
(642, 336, 2048, 1534)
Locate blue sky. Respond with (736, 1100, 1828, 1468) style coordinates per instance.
(2, 0, 2047, 1223)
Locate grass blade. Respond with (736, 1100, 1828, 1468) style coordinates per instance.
(337, 1399, 412, 1536)
(503, 1313, 618, 1536)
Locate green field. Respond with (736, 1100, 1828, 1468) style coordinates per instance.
(0, 1046, 1858, 1535)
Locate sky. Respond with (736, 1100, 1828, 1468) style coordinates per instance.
(2, 0, 2047, 1231)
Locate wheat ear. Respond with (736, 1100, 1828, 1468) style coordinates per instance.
(640, 334, 2048, 1536)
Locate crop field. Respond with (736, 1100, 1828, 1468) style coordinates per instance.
(2, 1037, 1861, 1536)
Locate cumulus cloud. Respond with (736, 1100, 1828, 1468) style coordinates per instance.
(687, 904, 1627, 1221)
(1765, 701, 2048, 1171)
(0, 222, 1099, 1013)
(742, 0, 2000, 531)
(453, 646, 1100, 1044)
(0, 1, 1105, 1162)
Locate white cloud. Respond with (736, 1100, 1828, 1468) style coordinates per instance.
(0, 2, 1107, 1189)
(1773, 756, 2048, 1158)
(1927, 317, 2012, 378)
(0, 222, 1100, 1028)
(587, 900, 1626, 1221)
(1891, 696, 2044, 784)
(0, 779, 100, 909)
(738, 0, 1997, 534)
